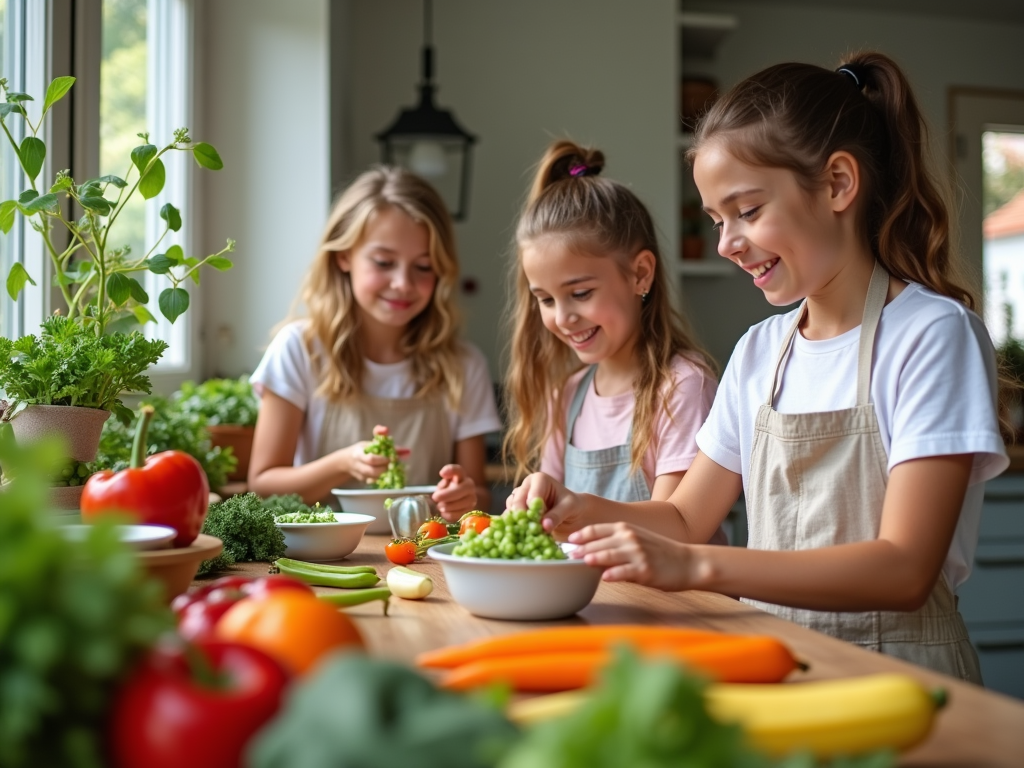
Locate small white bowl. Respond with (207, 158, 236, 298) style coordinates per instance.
(429, 542, 603, 620)
(59, 523, 178, 551)
(331, 485, 437, 535)
(275, 512, 375, 561)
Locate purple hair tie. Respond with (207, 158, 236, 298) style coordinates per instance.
(569, 163, 589, 177)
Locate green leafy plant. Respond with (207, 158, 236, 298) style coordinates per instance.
(0, 423, 174, 768)
(249, 653, 520, 768)
(0, 75, 234, 332)
(262, 493, 315, 517)
(174, 375, 258, 427)
(0, 314, 167, 424)
(196, 492, 287, 576)
(95, 395, 237, 489)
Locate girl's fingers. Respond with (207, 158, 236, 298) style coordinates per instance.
(568, 524, 621, 545)
(396, 447, 412, 458)
(372, 424, 389, 436)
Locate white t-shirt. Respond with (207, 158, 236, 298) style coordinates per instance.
(696, 283, 1008, 590)
(250, 321, 502, 466)
(541, 356, 717, 489)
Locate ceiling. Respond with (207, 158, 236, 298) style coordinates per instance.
(685, 0, 1024, 26)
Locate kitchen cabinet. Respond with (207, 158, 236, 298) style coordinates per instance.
(959, 474, 1024, 699)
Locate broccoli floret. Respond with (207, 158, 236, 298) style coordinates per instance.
(364, 433, 406, 489)
(198, 492, 287, 576)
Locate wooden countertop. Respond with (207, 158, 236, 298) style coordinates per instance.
(200, 534, 1024, 766)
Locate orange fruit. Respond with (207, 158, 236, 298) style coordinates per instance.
(214, 590, 364, 675)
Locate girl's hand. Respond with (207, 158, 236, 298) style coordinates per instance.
(568, 522, 696, 591)
(338, 440, 411, 484)
(507, 472, 585, 534)
(432, 464, 477, 521)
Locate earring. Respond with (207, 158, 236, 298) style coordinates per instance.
(641, 289, 649, 302)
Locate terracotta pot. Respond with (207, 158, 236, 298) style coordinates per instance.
(50, 484, 85, 514)
(680, 76, 718, 130)
(7, 404, 110, 462)
(207, 424, 255, 482)
(682, 235, 705, 261)
(136, 534, 223, 603)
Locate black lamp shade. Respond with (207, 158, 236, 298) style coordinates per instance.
(376, 26, 477, 220)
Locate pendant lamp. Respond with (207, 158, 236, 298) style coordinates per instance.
(376, 0, 477, 220)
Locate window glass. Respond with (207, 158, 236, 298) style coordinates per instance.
(100, 0, 147, 271)
(100, 0, 189, 370)
(982, 131, 1024, 343)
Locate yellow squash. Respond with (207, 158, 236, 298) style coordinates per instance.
(508, 673, 946, 759)
(705, 673, 946, 758)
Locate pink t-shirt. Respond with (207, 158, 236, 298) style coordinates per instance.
(540, 355, 717, 489)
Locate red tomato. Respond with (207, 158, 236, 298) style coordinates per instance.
(385, 538, 418, 565)
(417, 519, 448, 540)
(110, 640, 289, 768)
(459, 513, 492, 536)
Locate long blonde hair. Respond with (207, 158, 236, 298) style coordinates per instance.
(293, 166, 464, 407)
(503, 140, 714, 480)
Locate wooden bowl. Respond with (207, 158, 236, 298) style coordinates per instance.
(136, 534, 223, 602)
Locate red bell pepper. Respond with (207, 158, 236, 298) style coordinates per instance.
(81, 405, 209, 547)
(173, 575, 314, 642)
(110, 639, 289, 768)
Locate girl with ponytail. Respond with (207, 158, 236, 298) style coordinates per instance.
(504, 140, 719, 523)
(510, 54, 1007, 681)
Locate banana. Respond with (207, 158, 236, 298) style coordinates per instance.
(704, 673, 946, 758)
(507, 689, 589, 725)
(508, 673, 946, 759)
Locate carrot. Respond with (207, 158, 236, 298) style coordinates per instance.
(416, 624, 735, 669)
(439, 635, 803, 692)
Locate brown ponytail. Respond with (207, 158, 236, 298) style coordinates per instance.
(687, 51, 975, 309)
(503, 140, 715, 481)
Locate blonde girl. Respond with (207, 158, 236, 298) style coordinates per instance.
(510, 53, 1008, 681)
(249, 167, 501, 517)
(505, 140, 718, 514)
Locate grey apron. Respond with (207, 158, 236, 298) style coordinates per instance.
(745, 261, 982, 682)
(316, 391, 453, 505)
(563, 366, 650, 503)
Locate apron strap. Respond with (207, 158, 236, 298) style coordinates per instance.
(856, 261, 890, 406)
(766, 303, 807, 407)
(565, 366, 598, 443)
(765, 261, 890, 408)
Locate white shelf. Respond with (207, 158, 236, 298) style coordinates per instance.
(673, 259, 738, 278)
(678, 12, 737, 59)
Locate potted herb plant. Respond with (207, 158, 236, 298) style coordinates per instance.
(0, 75, 234, 506)
(174, 375, 259, 482)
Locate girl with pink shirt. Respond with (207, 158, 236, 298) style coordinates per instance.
(503, 140, 719, 517)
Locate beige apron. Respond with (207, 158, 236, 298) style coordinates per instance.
(745, 262, 982, 682)
(315, 392, 453, 505)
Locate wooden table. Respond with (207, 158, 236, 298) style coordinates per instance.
(207, 535, 1024, 767)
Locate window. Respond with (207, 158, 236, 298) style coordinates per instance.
(101, 0, 193, 371)
(982, 130, 1024, 343)
(0, 0, 48, 341)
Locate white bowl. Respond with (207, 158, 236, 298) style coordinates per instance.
(330, 485, 437, 535)
(275, 512, 375, 561)
(429, 542, 603, 620)
(59, 523, 178, 551)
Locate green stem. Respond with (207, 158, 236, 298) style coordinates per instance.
(131, 405, 155, 468)
(40, 225, 75, 315)
(182, 641, 231, 691)
(318, 587, 392, 616)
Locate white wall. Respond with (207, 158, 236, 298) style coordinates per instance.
(195, 0, 329, 377)
(343, 0, 678, 380)
(680, 0, 1024, 366)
